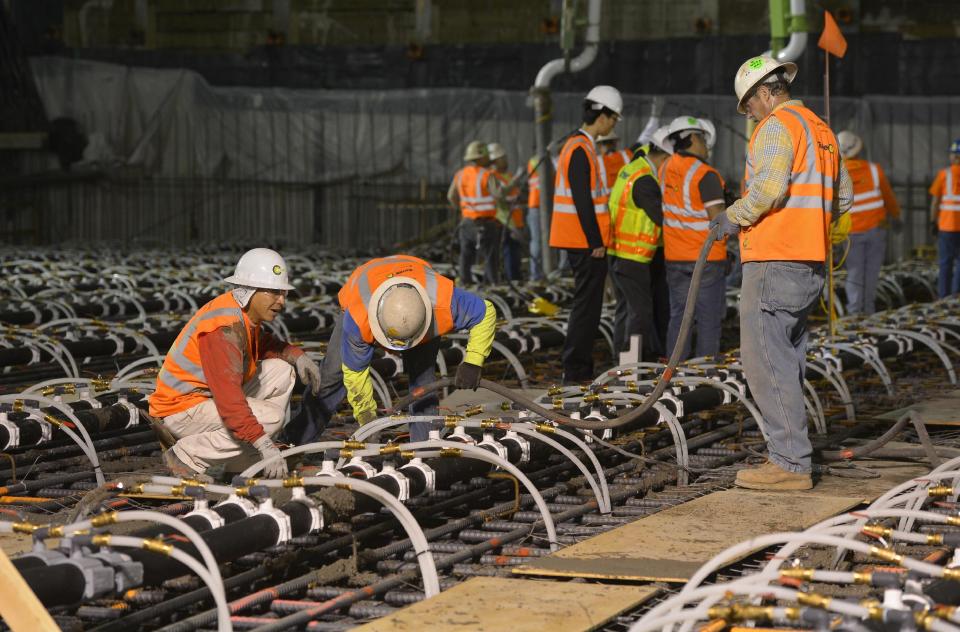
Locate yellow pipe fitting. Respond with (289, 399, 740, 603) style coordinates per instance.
(92, 534, 112, 547)
(499, 402, 511, 411)
(860, 599, 884, 621)
(47, 525, 65, 538)
(783, 606, 802, 621)
(463, 406, 483, 417)
(780, 567, 814, 581)
(796, 592, 832, 609)
(706, 606, 733, 620)
(852, 571, 873, 585)
(91, 512, 119, 527)
(234, 486, 250, 497)
(869, 546, 903, 565)
(339, 449, 355, 460)
(334, 482, 352, 491)
(942, 568, 960, 581)
(535, 423, 556, 434)
(552, 398, 565, 407)
(12, 400, 24, 412)
(928, 485, 954, 498)
(480, 418, 500, 429)
(947, 516, 960, 527)
(440, 447, 462, 457)
(443, 414, 464, 424)
(582, 393, 600, 403)
(282, 475, 305, 488)
(342, 440, 366, 450)
(862, 524, 892, 538)
(730, 604, 773, 620)
(926, 533, 945, 546)
(547, 386, 564, 396)
(142, 538, 173, 556)
(626, 381, 638, 392)
(400, 450, 416, 459)
(43, 414, 63, 428)
(379, 445, 401, 456)
(11, 522, 37, 534)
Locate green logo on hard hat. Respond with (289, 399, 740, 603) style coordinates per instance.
(748, 58, 764, 70)
(272, 265, 282, 275)
(687, 117, 698, 125)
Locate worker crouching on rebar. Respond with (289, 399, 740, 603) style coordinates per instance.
(148, 248, 322, 483)
(285, 255, 497, 444)
(712, 56, 853, 490)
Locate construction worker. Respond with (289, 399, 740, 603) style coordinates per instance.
(527, 152, 558, 281)
(713, 55, 853, 490)
(294, 255, 496, 443)
(448, 141, 502, 286)
(660, 115, 727, 359)
(597, 131, 633, 191)
(607, 126, 672, 359)
(929, 139, 960, 297)
(550, 85, 622, 383)
(489, 142, 526, 281)
(837, 130, 901, 314)
(149, 248, 322, 482)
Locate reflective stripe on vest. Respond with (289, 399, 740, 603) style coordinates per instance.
(149, 292, 257, 418)
(740, 104, 838, 263)
(338, 255, 456, 345)
(848, 160, 886, 233)
(939, 167, 960, 231)
(457, 165, 496, 219)
(660, 153, 727, 262)
(607, 155, 661, 263)
(599, 149, 632, 191)
(549, 132, 611, 249)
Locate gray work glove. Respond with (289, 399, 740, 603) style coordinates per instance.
(356, 409, 377, 425)
(253, 435, 288, 479)
(295, 355, 321, 395)
(710, 212, 740, 241)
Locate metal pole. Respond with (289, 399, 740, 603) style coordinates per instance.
(825, 50, 837, 338)
(534, 89, 555, 274)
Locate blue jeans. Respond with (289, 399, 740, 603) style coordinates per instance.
(503, 233, 523, 281)
(282, 313, 441, 444)
(665, 260, 726, 360)
(459, 219, 501, 285)
(740, 261, 824, 473)
(938, 230, 960, 298)
(845, 227, 886, 315)
(527, 207, 544, 281)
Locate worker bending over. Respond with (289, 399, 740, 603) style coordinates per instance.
(837, 131, 901, 315)
(488, 142, 526, 282)
(929, 139, 960, 297)
(149, 248, 322, 482)
(713, 55, 852, 490)
(607, 127, 672, 359)
(660, 115, 727, 359)
(550, 85, 622, 383)
(597, 131, 633, 191)
(297, 255, 496, 442)
(449, 141, 502, 285)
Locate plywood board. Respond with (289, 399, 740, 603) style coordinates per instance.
(515, 460, 930, 583)
(439, 388, 547, 412)
(356, 577, 659, 632)
(876, 392, 960, 426)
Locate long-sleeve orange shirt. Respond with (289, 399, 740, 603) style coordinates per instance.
(198, 324, 302, 443)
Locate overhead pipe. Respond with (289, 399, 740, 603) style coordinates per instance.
(531, 0, 602, 275)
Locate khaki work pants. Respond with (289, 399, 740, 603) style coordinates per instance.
(164, 359, 295, 474)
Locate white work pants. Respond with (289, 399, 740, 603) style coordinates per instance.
(164, 359, 294, 473)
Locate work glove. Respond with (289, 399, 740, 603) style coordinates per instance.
(252, 435, 288, 479)
(709, 212, 740, 241)
(454, 362, 482, 391)
(889, 218, 904, 233)
(356, 409, 377, 426)
(294, 355, 321, 395)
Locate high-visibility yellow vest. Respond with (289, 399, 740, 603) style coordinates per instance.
(606, 154, 661, 263)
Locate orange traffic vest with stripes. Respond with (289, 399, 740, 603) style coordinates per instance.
(456, 165, 496, 220)
(149, 292, 258, 418)
(549, 132, 611, 249)
(740, 104, 839, 262)
(846, 159, 890, 233)
(527, 155, 558, 210)
(493, 170, 525, 229)
(600, 149, 633, 191)
(660, 153, 727, 262)
(936, 165, 960, 231)
(338, 255, 455, 345)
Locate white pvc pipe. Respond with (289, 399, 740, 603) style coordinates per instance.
(772, 0, 808, 62)
(534, 0, 601, 88)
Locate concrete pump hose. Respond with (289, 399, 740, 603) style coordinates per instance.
(388, 225, 723, 431)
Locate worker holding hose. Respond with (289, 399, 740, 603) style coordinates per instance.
(712, 55, 853, 490)
(149, 248, 322, 482)
(286, 255, 497, 443)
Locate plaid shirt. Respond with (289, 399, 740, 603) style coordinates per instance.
(728, 100, 853, 226)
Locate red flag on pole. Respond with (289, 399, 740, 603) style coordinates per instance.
(818, 10, 848, 58)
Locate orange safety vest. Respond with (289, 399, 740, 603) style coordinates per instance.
(493, 171, 525, 229)
(338, 255, 455, 345)
(549, 132, 611, 249)
(660, 153, 727, 262)
(740, 104, 839, 263)
(149, 292, 258, 418)
(527, 155, 558, 210)
(936, 165, 960, 232)
(600, 149, 633, 191)
(455, 165, 496, 220)
(847, 159, 889, 233)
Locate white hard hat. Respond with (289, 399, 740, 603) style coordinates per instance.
(585, 85, 623, 116)
(734, 55, 798, 114)
(368, 277, 432, 351)
(224, 248, 295, 291)
(487, 142, 506, 160)
(650, 125, 674, 155)
(596, 131, 620, 143)
(837, 130, 862, 158)
(464, 141, 489, 162)
(667, 115, 716, 149)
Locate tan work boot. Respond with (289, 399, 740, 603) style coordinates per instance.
(735, 461, 812, 490)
